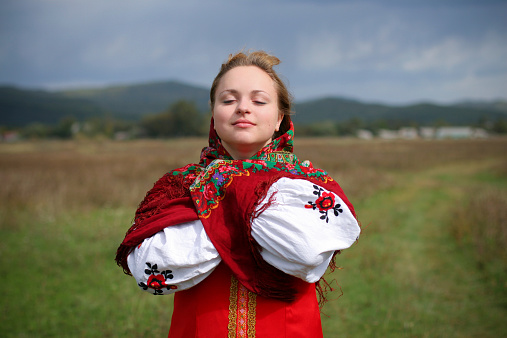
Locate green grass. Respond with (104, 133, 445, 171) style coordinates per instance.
(1, 138, 506, 337)
(1, 208, 175, 337)
(323, 168, 507, 337)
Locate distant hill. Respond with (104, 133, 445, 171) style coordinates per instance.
(60, 81, 210, 118)
(0, 86, 104, 127)
(452, 100, 507, 113)
(292, 97, 390, 123)
(1, 81, 506, 128)
(293, 97, 507, 126)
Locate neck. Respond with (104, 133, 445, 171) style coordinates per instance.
(222, 140, 272, 160)
(224, 147, 258, 160)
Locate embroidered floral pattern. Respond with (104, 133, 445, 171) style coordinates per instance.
(138, 262, 177, 295)
(191, 157, 333, 219)
(306, 185, 343, 223)
(170, 163, 202, 182)
(191, 160, 251, 219)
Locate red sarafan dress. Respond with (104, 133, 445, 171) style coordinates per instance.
(168, 263, 322, 338)
(116, 121, 361, 337)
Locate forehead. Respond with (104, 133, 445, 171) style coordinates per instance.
(217, 66, 276, 93)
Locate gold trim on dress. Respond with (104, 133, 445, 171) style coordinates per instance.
(247, 292, 257, 338)
(228, 276, 257, 337)
(228, 276, 239, 338)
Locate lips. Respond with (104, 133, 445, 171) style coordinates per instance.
(232, 119, 255, 127)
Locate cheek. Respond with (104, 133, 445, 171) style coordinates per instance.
(212, 108, 226, 125)
(212, 110, 228, 138)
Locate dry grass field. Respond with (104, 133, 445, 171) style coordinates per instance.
(1, 137, 506, 337)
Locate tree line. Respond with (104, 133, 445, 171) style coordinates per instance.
(2, 100, 209, 140)
(2, 99, 507, 141)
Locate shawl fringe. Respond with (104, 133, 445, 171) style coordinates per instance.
(115, 170, 197, 275)
(245, 174, 298, 302)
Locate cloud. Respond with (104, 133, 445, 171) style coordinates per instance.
(0, 0, 506, 103)
(401, 32, 507, 76)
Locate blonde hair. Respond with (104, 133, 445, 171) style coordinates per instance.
(210, 51, 293, 138)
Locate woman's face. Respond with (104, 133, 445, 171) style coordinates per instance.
(213, 66, 282, 160)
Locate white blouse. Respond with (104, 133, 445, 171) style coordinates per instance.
(127, 177, 360, 295)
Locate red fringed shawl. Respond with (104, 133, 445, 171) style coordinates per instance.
(115, 120, 357, 302)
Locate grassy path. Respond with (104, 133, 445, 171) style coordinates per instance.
(322, 161, 507, 337)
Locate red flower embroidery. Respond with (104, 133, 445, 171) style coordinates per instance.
(306, 185, 343, 223)
(147, 274, 167, 290)
(203, 183, 218, 200)
(138, 262, 177, 295)
(315, 192, 335, 211)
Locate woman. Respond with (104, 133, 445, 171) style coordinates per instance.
(116, 51, 361, 337)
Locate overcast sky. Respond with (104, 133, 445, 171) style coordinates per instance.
(1, 0, 506, 104)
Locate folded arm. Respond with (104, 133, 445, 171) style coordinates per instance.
(251, 177, 360, 283)
(127, 220, 221, 295)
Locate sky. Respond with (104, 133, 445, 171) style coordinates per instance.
(1, 0, 506, 105)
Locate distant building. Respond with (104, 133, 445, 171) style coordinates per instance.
(114, 131, 132, 141)
(2, 131, 21, 142)
(371, 126, 489, 140)
(356, 129, 373, 140)
(435, 127, 488, 139)
(399, 127, 418, 139)
(419, 127, 436, 139)
(473, 128, 489, 138)
(378, 129, 399, 139)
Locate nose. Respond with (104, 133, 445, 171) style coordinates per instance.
(236, 98, 250, 114)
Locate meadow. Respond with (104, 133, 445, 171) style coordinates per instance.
(1, 137, 506, 337)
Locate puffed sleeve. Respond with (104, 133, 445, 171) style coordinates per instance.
(251, 177, 360, 283)
(127, 220, 221, 295)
